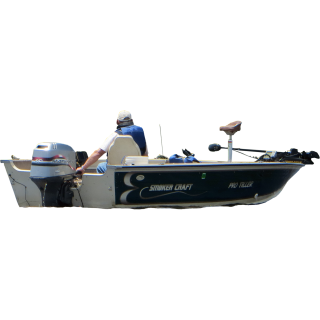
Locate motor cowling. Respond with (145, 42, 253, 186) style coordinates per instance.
(30, 142, 76, 207)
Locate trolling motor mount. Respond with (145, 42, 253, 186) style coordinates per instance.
(208, 143, 319, 165)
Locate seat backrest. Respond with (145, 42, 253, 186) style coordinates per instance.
(108, 135, 141, 165)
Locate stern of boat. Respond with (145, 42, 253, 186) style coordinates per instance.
(1, 160, 42, 207)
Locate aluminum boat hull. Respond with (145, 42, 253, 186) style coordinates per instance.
(1, 160, 303, 208)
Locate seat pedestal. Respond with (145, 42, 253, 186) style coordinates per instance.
(228, 135, 233, 162)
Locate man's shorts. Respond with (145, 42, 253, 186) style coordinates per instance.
(96, 162, 107, 173)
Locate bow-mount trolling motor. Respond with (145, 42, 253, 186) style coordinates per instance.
(209, 121, 319, 164)
(30, 143, 78, 207)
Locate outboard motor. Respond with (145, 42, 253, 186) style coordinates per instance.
(30, 143, 76, 207)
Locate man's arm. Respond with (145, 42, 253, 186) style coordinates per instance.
(76, 148, 106, 173)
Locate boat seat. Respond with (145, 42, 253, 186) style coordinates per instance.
(107, 135, 141, 165)
(220, 121, 242, 135)
(122, 156, 149, 166)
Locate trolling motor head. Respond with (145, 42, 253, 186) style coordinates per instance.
(208, 143, 222, 152)
(256, 148, 319, 164)
(280, 149, 319, 164)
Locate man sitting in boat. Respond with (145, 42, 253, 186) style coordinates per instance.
(76, 110, 148, 174)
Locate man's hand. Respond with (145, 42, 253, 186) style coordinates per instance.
(75, 148, 106, 175)
(76, 166, 85, 175)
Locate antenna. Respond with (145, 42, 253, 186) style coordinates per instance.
(159, 124, 164, 155)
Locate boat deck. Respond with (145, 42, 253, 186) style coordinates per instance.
(0, 158, 223, 174)
(0, 159, 303, 175)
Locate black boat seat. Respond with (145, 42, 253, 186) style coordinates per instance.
(220, 121, 242, 135)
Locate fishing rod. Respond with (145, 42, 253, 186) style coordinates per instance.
(159, 124, 164, 155)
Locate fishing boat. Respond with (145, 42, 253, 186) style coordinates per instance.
(1, 121, 318, 209)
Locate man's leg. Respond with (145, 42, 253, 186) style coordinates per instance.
(96, 162, 107, 173)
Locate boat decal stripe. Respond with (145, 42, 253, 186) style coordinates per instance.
(32, 155, 76, 171)
(139, 187, 207, 200)
(114, 167, 302, 205)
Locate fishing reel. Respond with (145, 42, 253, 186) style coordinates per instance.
(156, 154, 168, 159)
(182, 149, 194, 157)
